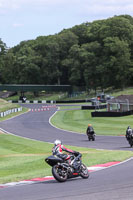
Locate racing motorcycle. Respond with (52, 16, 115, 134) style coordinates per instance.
(87, 129, 96, 141)
(86, 126, 96, 141)
(129, 136, 133, 147)
(126, 127, 133, 147)
(126, 134, 133, 147)
(45, 152, 89, 182)
(87, 132, 96, 141)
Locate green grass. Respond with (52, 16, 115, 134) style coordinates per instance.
(0, 133, 132, 184)
(0, 99, 20, 112)
(0, 107, 28, 122)
(1, 87, 133, 184)
(111, 87, 133, 97)
(0, 98, 29, 121)
(51, 107, 133, 136)
(0, 133, 53, 183)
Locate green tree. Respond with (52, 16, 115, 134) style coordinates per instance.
(0, 39, 8, 83)
(80, 42, 102, 92)
(103, 37, 131, 88)
(57, 30, 78, 84)
(1, 14, 133, 90)
(71, 23, 91, 45)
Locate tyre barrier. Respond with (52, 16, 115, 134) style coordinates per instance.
(82, 104, 107, 110)
(0, 107, 22, 118)
(91, 110, 133, 117)
(56, 99, 91, 103)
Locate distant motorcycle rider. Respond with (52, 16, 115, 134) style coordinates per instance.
(86, 124, 94, 134)
(86, 124, 95, 141)
(126, 126, 133, 141)
(52, 139, 79, 169)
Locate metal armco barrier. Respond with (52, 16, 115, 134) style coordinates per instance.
(0, 107, 22, 118)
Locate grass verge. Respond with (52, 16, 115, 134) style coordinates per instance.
(51, 106, 133, 136)
(0, 107, 28, 122)
(0, 133, 133, 184)
(0, 99, 20, 112)
(0, 98, 29, 121)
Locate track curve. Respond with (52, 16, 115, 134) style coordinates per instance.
(0, 104, 131, 151)
(0, 104, 133, 200)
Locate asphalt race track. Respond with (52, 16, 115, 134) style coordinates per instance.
(1, 159, 133, 200)
(0, 104, 133, 200)
(0, 104, 131, 151)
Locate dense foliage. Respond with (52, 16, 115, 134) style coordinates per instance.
(0, 15, 133, 91)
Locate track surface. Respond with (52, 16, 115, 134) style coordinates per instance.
(0, 104, 133, 200)
(1, 159, 133, 200)
(0, 104, 131, 151)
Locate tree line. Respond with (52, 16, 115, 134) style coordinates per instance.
(0, 15, 133, 92)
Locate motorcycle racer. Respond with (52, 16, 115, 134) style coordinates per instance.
(52, 139, 79, 167)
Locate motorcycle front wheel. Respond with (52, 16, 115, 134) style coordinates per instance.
(52, 165, 67, 182)
(80, 164, 89, 179)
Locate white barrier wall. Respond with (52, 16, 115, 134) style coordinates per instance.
(0, 107, 22, 118)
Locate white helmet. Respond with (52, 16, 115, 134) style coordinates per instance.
(54, 139, 62, 145)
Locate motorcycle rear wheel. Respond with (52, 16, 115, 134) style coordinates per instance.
(92, 136, 95, 141)
(52, 165, 67, 182)
(80, 164, 89, 179)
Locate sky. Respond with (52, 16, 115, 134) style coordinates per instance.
(0, 0, 133, 48)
